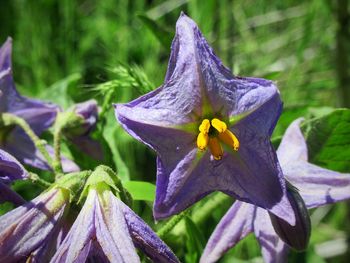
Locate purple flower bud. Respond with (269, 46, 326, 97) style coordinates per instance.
(62, 100, 103, 160)
(64, 100, 98, 137)
(0, 187, 70, 262)
(52, 186, 179, 263)
(269, 183, 311, 251)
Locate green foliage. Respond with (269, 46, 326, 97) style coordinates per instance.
(302, 109, 350, 172)
(123, 181, 156, 202)
(184, 217, 206, 263)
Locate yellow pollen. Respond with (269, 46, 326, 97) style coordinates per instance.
(211, 118, 227, 133)
(218, 130, 240, 151)
(196, 118, 240, 159)
(199, 119, 210, 134)
(197, 132, 209, 150)
(208, 137, 223, 160)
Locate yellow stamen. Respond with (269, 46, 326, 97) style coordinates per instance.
(199, 119, 210, 134)
(218, 130, 240, 151)
(211, 118, 227, 133)
(208, 137, 223, 160)
(197, 132, 209, 150)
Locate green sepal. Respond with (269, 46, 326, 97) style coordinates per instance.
(78, 165, 133, 206)
(53, 170, 91, 202)
(54, 110, 85, 132)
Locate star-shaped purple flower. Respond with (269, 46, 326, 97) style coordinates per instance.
(0, 38, 78, 172)
(201, 119, 350, 263)
(0, 148, 27, 206)
(51, 187, 179, 263)
(115, 13, 294, 224)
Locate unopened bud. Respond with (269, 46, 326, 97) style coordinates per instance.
(269, 182, 311, 250)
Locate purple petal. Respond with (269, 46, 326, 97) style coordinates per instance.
(3, 134, 79, 173)
(52, 190, 140, 263)
(11, 100, 58, 135)
(200, 201, 255, 263)
(277, 118, 308, 166)
(0, 188, 69, 262)
(95, 191, 140, 263)
(0, 39, 59, 135)
(120, 197, 179, 263)
(0, 148, 27, 183)
(253, 208, 289, 263)
(0, 182, 25, 206)
(216, 141, 295, 225)
(285, 161, 350, 208)
(176, 13, 282, 121)
(0, 37, 12, 74)
(154, 150, 214, 219)
(27, 219, 70, 262)
(51, 190, 96, 263)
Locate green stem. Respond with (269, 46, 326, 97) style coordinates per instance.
(53, 126, 63, 175)
(0, 113, 54, 169)
(157, 211, 189, 238)
(191, 193, 232, 225)
(28, 173, 52, 188)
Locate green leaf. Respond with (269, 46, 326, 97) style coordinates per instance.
(138, 15, 173, 49)
(102, 112, 130, 181)
(301, 109, 350, 172)
(184, 216, 206, 263)
(40, 73, 81, 109)
(123, 181, 156, 202)
(0, 202, 14, 216)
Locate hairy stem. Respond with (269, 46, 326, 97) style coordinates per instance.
(53, 125, 63, 175)
(157, 210, 189, 238)
(28, 173, 52, 188)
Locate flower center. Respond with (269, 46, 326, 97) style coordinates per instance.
(196, 118, 239, 160)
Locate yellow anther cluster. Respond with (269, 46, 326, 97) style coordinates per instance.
(196, 118, 240, 160)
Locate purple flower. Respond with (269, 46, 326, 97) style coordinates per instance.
(201, 119, 350, 263)
(63, 100, 103, 160)
(115, 13, 294, 224)
(0, 187, 70, 262)
(0, 149, 27, 206)
(51, 186, 179, 263)
(0, 38, 78, 172)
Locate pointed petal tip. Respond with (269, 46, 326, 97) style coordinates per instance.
(176, 11, 198, 31)
(1, 37, 13, 72)
(2, 37, 13, 51)
(152, 203, 177, 221)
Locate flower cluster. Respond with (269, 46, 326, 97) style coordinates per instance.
(0, 11, 349, 263)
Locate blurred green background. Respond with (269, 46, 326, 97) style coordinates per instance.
(1, 0, 349, 262)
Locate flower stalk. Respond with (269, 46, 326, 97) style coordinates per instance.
(28, 173, 52, 188)
(157, 211, 189, 239)
(0, 113, 54, 169)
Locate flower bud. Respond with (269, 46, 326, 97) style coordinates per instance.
(269, 182, 311, 251)
(63, 100, 98, 137)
